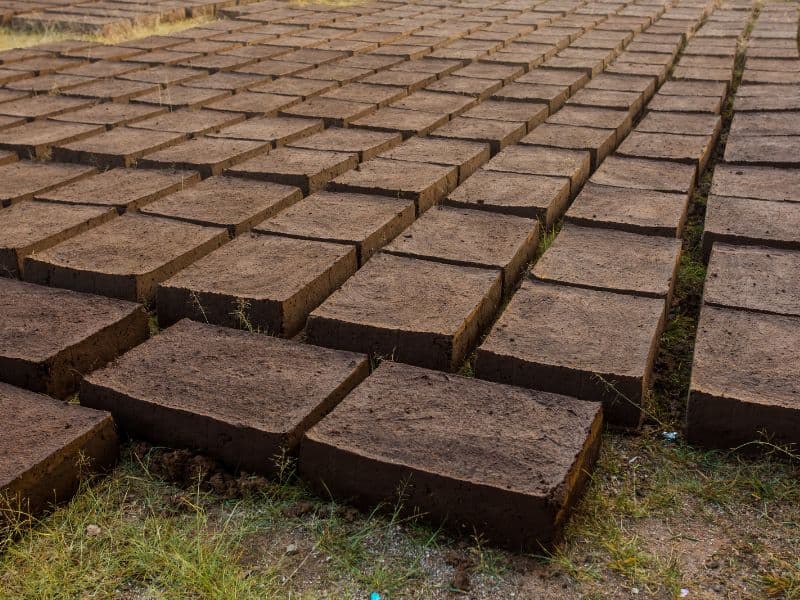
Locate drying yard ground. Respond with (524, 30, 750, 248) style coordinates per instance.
(1, 0, 799, 597)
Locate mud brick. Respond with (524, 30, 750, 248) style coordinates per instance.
(452, 61, 524, 83)
(384, 206, 537, 292)
(704, 244, 800, 318)
(565, 182, 689, 237)
(236, 59, 314, 79)
(0, 69, 32, 86)
(6, 74, 93, 94)
(605, 61, 667, 84)
(156, 233, 356, 335)
(361, 69, 438, 91)
(61, 78, 159, 103)
(52, 127, 187, 168)
(547, 105, 632, 139)
(209, 116, 323, 146)
(3, 56, 82, 76)
(328, 158, 457, 213)
(516, 67, 589, 94)
(182, 71, 271, 92)
(567, 88, 644, 115)
(491, 82, 569, 113)
(129, 85, 228, 110)
(591, 156, 696, 194)
(476, 280, 664, 427)
(686, 306, 800, 448)
(521, 123, 615, 169)
(542, 55, 604, 77)
(425, 75, 503, 100)
(585, 72, 656, 100)
(0, 90, 29, 104)
(710, 165, 800, 203)
(617, 131, 714, 172)
(371, 44, 433, 60)
(462, 99, 548, 132)
(431, 117, 522, 156)
(288, 127, 402, 162)
(0, 161, 95, 207)
(118, 35, 186, 51)
(647, 93, 722, 114)
(734, 89, 800, 112)
(378, 137, 489, 183)
(248, 77, 338, 99)
(532, 224, 682, 306)
(128, 50, 202, 66)
(139, 137, 269, 178)
(300, 361, 602, 549)
(24, 214, 228, 302)
(279, 96, 376, 127)
(65, 61, 146, 80)
(0, 95, 94, 120)
(226, 147, 358, 195)
(139, 177, 300, 236)
(484, 145, 590, 196)
(445, 169, 569, 224)
(0, 383, 118, 515)
(80, 319, 367, 474)
(0, 278, 147, 397)
(391, 57, 462, 78)
(307, 253, 501, 371)
(49, 102, 168, 129)
(729, 112, 800, 137)
(658, 79, 727, 99)
(200, 92, 298, 117)
(254, 191, 414, 265)
(62, 44, 144, 61)
(293, 64, 372, 84)
(723, 136, 800, 168)
(702, 195, 800, 258)
(321, 83, 407, 108)
(338, 53, 405, 72)
(637, 112, 721, 139)
(742, 70, 800, 85)
(118, 65, 208, 87)
(349, 107, 449, 139)
(128, 109, 245, 138)
(0, 149, 17, 164)
(387, 91, 476, 118)
(274, 48, 348, 65)
(0, 201, 115, 278)
(0, 120, 104, 160)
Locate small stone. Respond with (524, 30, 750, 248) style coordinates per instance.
(85, 524, 101, 537)
(285, 544, 299, 555)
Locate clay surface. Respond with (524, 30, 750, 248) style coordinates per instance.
(0, 382, 118, 515)
(0, 160, 96, 206)
(476, 281, 664, 427)
(702, 195, 800, 258)
(35, 167, 199, 211)
(547, 105, 632, 139)
(377, 137, 490, 182)
(156, 233, 356, 336)
(384, 206, 539, 291)
(430, 116, 526, 154)
(307, 253, 502, 371)
(521, 123, 616, 169)
(209, 116, 323, 146)
(591, 156, 696, 193)
(618, 130, 713, 171)
(139, 137, 269, 177)
(710, 165, 800, 202)
(328, 158, 458, 213)
(0, 201, 115, 277)
(288, 127, 402, 161)
(723, 136, 800, 167)
(445, 169, 570, 225)
(565, 182, 689, 237)
(24, 214, 228, 302)
(52, 127, 187, 168)
(462, 99, 548, 130)
(140, 177, 302, 235)
(687, 306, 800, 448)
(300, 361, 602, 549)
(81, 319, 368, 474)
(227, 147, 358, 194)
(0, 278, 147, 397)
(484, 145, 590, 195)
(350, 107, 449, 138)
(254, 191, 414, 265)
(532, 224, 682, 302)
(704, 244, 800, 317)
(280, 96, 376, 126)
